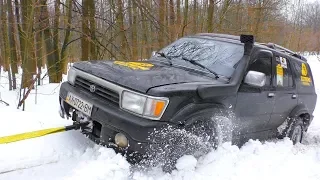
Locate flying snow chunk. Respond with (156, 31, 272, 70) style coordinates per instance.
(176, 155, 197, 171)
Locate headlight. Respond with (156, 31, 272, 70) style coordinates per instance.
(67, 67, 77, 85)
(121, 91, 169, 120)
(121, 91, 147, 114)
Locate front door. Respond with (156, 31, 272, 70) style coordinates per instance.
(235, 55, 275, 141)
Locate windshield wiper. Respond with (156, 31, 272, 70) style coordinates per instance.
(156, 52, 173, 66)
(181, 57, 219, 79)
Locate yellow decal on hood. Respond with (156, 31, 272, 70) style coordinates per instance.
(114, 61, 154, 70)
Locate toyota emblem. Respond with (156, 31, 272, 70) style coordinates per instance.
(89, 84, 96, 92)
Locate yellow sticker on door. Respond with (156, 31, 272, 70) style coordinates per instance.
(301, 63, 311, 86)
(276, 64, 284, 86)
(114, 61, 154, 70)
(276, 64, 283, 76)
(301, 76, 311, 86)
(301, 63, 308, 76)
(301, 76, 311, 83)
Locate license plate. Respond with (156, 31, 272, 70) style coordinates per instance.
(66, 93, 93, 117)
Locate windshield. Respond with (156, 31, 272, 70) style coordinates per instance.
(158, 37, 244, 78)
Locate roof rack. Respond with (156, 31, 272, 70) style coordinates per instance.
(259, 43, 307, 61)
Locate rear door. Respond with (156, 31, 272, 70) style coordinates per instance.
(268, 54, 298, 130)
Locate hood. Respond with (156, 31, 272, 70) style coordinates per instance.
(73, 60, 215, 93)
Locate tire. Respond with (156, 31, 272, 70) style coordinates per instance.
(186, 115, 233, 148)
(144, 111, 233, 172)
(287, 117, 304, 144)
(278, 116, 305, 145)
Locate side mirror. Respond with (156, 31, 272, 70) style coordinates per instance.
(244, 71, 266, 87)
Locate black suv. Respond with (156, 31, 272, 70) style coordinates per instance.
(59, 33, 317, 162)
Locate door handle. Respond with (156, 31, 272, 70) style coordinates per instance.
(292, 94, 297, 99)
(268, 92, 275, 98)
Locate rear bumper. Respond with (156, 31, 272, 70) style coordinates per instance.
(59, 82, 173, 154)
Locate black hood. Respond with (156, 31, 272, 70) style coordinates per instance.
(73, 60, 215, 93)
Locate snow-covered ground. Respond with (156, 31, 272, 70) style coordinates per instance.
(0, 56, 319, 180)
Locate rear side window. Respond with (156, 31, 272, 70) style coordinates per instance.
(275, 56, 293, 88)
(292, 61, 313, 86)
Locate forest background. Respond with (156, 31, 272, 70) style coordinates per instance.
(0, 0, 319, 93)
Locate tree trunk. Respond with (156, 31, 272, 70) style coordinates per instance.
(200, 0, 208, 32)
(35, 31, 43, 85)
(7, 0, 18, 89)
(128, 0, 133, 59)
(158, 0, 165, 48)
(40, 0, 59, 83)
(235, 0, 242, 32)
(88, 0, 97, 59)
(35, 3, 42, 85)
(15, 0, 24, 67)
(131, 0, 138, 60)
(181, 0, 189, 37)
(54, 0, 62, 82)
(253, 0, 263, 39)
(116, 0, 128, 60)
(61, 0, 72, 74)
(140, 0, 150, 59)
(207, 0, 215, 32)
(177, 0, 181, 38)
(21, 0, 36, 88)
(0, 42, 3, 69)
(1, 0, 13, 90)
(81, 0, 90, 61)
(169, 0, 175, 41)
(218, 0, 232, 32)
(192, 0, 197, 33)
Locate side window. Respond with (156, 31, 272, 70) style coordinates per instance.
(248, 57, 272, 87)
(292, 61, 313, 86)
(275, 56, 293, 87)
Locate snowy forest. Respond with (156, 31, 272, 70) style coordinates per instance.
(0, 0, 319, 90)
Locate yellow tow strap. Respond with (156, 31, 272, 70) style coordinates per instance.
(0, 127, 66, 144)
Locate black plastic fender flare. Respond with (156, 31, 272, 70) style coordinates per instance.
(170, 103, 228, 125)
(289, 104, 313, 130)
(289, 104, 310, 119)
(278, 104, 312, 138)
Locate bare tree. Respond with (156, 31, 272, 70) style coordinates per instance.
(1, 0, 13, 90)
(7, 0, 18, 89)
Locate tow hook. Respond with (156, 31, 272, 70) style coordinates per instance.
(66, 121, 90, 131)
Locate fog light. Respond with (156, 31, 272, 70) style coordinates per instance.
(114, 133, 128, 147)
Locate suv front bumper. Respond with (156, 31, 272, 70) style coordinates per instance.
(59, 82, 172, 154)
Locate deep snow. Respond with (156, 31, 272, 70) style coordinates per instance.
(0, 55, 319, 180)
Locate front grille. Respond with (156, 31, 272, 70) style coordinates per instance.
(75, 76, 120, 105)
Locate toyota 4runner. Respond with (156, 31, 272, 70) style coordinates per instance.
(59, 33, 317, 163)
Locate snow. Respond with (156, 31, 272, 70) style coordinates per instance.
(0, 55, 320, 180)
(175, 155, 197, 171)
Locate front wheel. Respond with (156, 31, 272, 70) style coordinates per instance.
(186, 115, 233, 149)
(144, 112, 233, 172)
